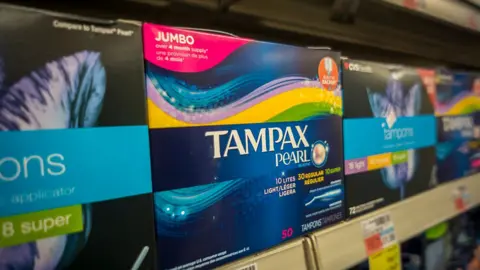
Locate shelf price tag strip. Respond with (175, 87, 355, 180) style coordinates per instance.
(361, 212, 401, 270)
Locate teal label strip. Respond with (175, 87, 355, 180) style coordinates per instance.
(344, 115, 437, 160)
(0, 126, 152, 217)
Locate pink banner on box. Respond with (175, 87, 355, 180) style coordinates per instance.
(345, 157, 368, 175)
(143, 23, 250, 72)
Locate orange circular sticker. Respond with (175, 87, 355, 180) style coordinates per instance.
(318, 57, 339, 91)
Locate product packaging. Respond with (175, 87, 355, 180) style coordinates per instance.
(446, 209, 480, 270)
(144, 23, 345, 269)
(343, 60, 437, 218)
(399, 222, 451, 270)
(0, 5, 155, 269)
(435, 70, 480, 183)
(423, 222, 452, 270)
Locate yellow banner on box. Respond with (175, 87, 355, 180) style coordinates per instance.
(367, 153, 392, 171)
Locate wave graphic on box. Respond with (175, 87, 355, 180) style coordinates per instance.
(367, 73, 421, 199)
(304, 187, 343, 208)
(0, 51, 103, 269)
(436, 141, 465, 161)
(435, 92, 480, 116)
(154, 179, 248, 237)
(146, 67, 342, 128)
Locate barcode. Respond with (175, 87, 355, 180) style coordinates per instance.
(374, 215, 389, 226)
(236, 263, 257, 270)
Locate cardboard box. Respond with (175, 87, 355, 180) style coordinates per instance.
(0, 5, 155, 269)
(144, 23, 345, 269)
(343, 60, 436, 218)
(435, 70, 480, 183)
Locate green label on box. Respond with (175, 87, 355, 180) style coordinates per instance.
(0, 205, 83, 248)
(391, 150, 408, 165)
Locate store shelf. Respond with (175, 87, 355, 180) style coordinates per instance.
(309, 174, 480, 270)
(9, 0, 480, 68)
(465, 0, 480, 8)
(216, 238, 315, 270)
(381, 0, 480, 32)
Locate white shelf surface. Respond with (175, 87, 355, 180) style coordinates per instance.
(216, 238, 315, 270)
(310, 174, 480, 270)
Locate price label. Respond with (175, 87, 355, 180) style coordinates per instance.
(369, 243, 402, 270)
(467, 13, 479, 30)
(403, 0, 417, 9)
(453, 185, 470, 212)
(364, 233, 383, 254)
(236, 263, 257, 270)
(361, 213, 396, 255)
(402, 0, 426, 10)
(455, 197, 465, 211)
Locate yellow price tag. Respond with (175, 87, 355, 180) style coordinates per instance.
(368, 243, 402, 270)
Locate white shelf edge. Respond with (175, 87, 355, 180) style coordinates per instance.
(216, 238, 314, 270)
(310, 174, 480, 270)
